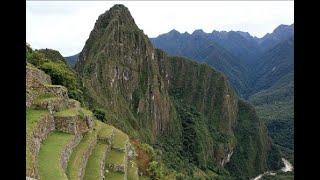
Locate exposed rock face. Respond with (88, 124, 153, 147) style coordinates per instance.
(75, 4, 277, 177)
(76, 4, 172, 142)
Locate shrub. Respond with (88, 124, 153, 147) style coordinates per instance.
(147, 161, 164, 180)
(93, 108, 106, 121)
(26, 50, 46, 67)
(68, 89, 84, 103)
(39, 61, 78, 91)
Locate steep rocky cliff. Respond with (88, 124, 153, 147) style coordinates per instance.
(75, 4, 280, 178)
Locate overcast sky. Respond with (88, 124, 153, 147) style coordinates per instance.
(26, 1, 294, 56)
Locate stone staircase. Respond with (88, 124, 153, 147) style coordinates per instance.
(26, 63, 139, 180)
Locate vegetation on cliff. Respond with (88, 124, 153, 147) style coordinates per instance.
(26, 44, 84, 103)
(73, 4, 282, 178)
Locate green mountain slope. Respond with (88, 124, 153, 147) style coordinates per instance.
(75, 4, 281, 178)
(249, 37, 294, 95)
(151, 24, 294, 161)
(150, 30, 251, 97)
(249, 73, 294, 160)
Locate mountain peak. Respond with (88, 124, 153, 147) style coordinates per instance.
(92, 4, 136, 32)
(273, 24, 293, 34)
(192, 29, 205, 35)
(168, 29, 180, 35)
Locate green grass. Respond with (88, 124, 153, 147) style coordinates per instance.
(106, 149, 126, 165)
(34, 96, 60, 105)
(54, 108, 80, 117)
(26, 109, 49, 175)
(98, 123, 114, 140)
(66, 129, 98, 179)
(38, 131, 75, 180)
(127, 160, 139, 180)
(81, 108, 93, 116)
(83, 142, 108, 180)
(26, 109, 49, 135)
(104, 171, 125, 180)
(112, 129, 128, 150)
(139, 175, 150, 180)
(54, 108, 93, 118)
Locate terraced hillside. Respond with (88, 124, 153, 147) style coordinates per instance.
(26, 63, 139, 180)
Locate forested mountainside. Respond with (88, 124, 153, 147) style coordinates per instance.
(248, 37, 294, 160)
(147, 29, 251, 97)
(71, 4, 282, 179)
(150, 23, 294, 162)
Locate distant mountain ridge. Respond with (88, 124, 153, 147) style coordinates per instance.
(64, 53, 79, 68)
(150, 24, 294, 162)
(150, 24, 294, 98)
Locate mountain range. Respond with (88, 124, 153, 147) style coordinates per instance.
(150, 24, 294, 159)
(65, 23, 294, 158)
(71, 4, 285, 179)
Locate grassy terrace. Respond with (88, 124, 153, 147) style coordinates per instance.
(105, 171, 125, 180)
(54, 107, 93, 118)
(106, 149, 126, 165)
(34, 93, 56, 101)
(34, 96, 60, 105)
(127, 160, 139, 180)
(112, 128, 129, 150)
(26, 109, 49, 135)
(98, 122, 114, 140)
(66, 128, 98, 179)
(83, 142, 108, 180)
(38, 131, 75, 180)
(26, 109, 49, 175)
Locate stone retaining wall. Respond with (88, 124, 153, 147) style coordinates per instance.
(26, 113, 55, 178)
(97, 129, 114, 145)
(26, 64, 52, 108)
(54, 115, 90, 135)
(100, 145, 110, 179)
(79, 137, 97, 180)
(108, 143, 129, 174)
(67, 99, 81, 109)
(60, 134, 82, 171)
(45, 85, 69, 99)
(33, 97, 69, 113)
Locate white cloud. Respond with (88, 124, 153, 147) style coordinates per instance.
(26, 1, 294, 56)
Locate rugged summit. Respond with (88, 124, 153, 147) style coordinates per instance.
(76, 4, 172, 141)
(75, 4, 281, 178)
